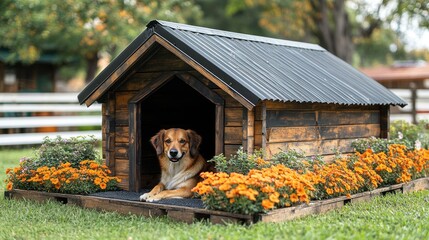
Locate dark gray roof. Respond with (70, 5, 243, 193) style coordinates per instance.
(78, 20, 407, 107)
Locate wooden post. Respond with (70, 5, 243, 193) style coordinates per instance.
(410, 82, 417, 124)
(380, 106, 390, 139)
(247, 108, 255, 154)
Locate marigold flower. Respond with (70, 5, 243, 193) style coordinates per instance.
(99, 182, 107, 190)
(261, 199, 275, 210)
(51, 178, 59, 185)
(290, 193, 299, 203)
(94, 177, 102, 185)
(6, 182, 13, 191)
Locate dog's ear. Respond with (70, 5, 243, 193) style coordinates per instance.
(151, 129, 166, 155)
(187, 129, 202, 158)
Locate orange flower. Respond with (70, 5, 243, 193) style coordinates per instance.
(6, 182, 13, 191)
(94, 177, 102, 185)
(269, 192, 280, 203)
(51, 178, 59, 185)
(290, 193, 299, 203)
(99, 182, 107, 190)
(261, 199, 275, 210)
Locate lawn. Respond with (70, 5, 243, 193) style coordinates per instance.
(1, 148, 429, 240)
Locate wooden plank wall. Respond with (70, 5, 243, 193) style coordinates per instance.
(264, 101, 381, 160)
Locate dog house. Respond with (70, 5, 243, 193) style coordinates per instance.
(78, 20, 406, 191)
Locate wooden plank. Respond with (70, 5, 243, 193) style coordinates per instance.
(115, 126, 129, 143)
(115, 91, 138, 110)
(319, 124, 381, 140)
(225, 108, 243, 127)
(0, 116, 101, 129)
(318, 111, 380, 125)
(265, 139, 356, 158)
(224, 144, 241, 158)
(115, 143, 129, 159)
(0, 130, 102, 146)
(139, 47, 193, 72)
(115, 110, 129, 126)
(117, 72, 164, 91)
(115, 159, 130, 176)
(78, 196, 166, 217)
(264, 101, 379, 111)
(403, 178, 429, 193)
(267, 126, 319, 143)
(0, 104, 101, 113)
(167, 210, 196, 224)
(0, 92, 84, 103)
(116, 175, 129, 190)
(224, 127, 242, 145)
(266, 110, 316, 127)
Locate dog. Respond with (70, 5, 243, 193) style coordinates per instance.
(139, 128, 209, 202)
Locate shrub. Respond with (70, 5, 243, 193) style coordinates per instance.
(390, 120, 429, 149)
(351, 137, 412, 154)
(208, 147, 268, 174)
(209, 147, 324, 174)
(33, 135, 100, 168)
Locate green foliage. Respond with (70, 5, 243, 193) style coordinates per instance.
(351, 137, 412, 154)
(390, 120, 429, 149)
(209, 147, 324, 174)
(208, 147, 267, 174)
(270, 149, 324, 172)
(0, 0, 202, 79)
(31, 135, 100, 168)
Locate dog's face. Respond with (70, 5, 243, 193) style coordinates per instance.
(151, 128, 202, 162)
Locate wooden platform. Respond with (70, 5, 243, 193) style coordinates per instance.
(4, 177, 429, 224)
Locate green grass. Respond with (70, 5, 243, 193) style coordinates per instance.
(1, 148, 429, 240)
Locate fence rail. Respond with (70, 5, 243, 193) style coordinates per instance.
(0, 92, 102, 146)
(390, 89, 429, 123)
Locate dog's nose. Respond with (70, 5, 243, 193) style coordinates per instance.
(169, 149, 178, 157)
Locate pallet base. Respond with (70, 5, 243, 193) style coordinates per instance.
(4, 177, 429, 224)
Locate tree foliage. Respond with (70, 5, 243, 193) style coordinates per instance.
(0, 0, 202, 82)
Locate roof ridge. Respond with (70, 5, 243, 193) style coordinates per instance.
(148, 20, 325, 51)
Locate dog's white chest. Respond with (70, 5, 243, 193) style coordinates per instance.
(162, 162, 189, 190)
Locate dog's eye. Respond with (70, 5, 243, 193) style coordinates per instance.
(165, 139, 172, 144)
(179, 139, 186, 144)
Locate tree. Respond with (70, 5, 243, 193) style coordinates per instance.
(227, 0, 398, 64)
(0, 0, 202, 82)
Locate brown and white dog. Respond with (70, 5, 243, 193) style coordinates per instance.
(139, 128, 209, 202)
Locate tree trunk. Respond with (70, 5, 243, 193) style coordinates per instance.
(310, 0, 353, 63)
(85, 53, 99, 83)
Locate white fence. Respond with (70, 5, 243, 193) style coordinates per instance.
(390, 89, 429, 123)
(0, 92, 102, 146)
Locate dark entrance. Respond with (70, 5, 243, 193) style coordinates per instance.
(139, 77, 216, 188)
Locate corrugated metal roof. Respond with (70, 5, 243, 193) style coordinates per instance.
(78, 20, 407, 107)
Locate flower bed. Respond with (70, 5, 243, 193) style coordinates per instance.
(192, 144, 429, 215)
(6, 160, 121, 194)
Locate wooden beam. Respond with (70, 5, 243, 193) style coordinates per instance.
(84, 36, 158, 106)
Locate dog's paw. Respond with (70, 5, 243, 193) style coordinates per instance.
(145, 196, 162, 202)
(139, 193, 151, 202)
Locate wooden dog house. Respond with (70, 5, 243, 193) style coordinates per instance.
(78, 20, 406, 191)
